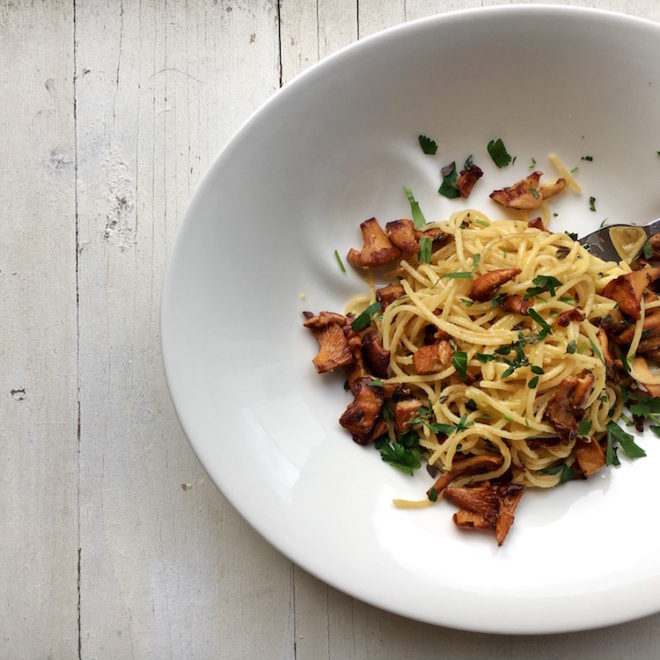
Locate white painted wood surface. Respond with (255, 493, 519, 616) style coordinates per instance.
(2, 1, 660, 658)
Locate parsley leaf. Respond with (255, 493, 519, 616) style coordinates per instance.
(589, 196, 596, 212)
(440, 271, 473, 279)
(418, 236, 432, 263)
(524, 275, 563, 300)
(578, 418, 592, 437)
(418, 134, 438, 155)
(351, 301, 382, 331)
(375, 438, 422, 475)
(528, 308, 552, 337)
(541, 463, 573, 483)
(438, 162, 460, 199)
(476, 353, 497, 363)
(403, 186, 427, 229)
(487, 138, 512, 168)
(607, 421, 646, 460)
(453, 351, 468, 381)
(492, 293, 508, 308)
(334, 249, 346, 273)
(643, 241, 653, 259)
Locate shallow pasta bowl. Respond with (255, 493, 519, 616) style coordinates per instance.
(162, 6, 660, 633)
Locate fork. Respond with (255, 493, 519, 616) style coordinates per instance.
(579, 217, 660, 262)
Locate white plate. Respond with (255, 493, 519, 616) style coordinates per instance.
(162, 6, 660, 633)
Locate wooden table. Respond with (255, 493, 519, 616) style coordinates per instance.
(3, 1, 660, 657)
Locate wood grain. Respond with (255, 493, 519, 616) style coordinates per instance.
(0, 1, 78, 657)
(3, 1, 660, 658)
(75, 1, 291, 658)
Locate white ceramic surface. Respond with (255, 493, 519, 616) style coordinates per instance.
(162, 6, 660, 633)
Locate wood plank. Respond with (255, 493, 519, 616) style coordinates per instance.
(280, 0, 357, 84)
(75, 1, 292, 657)
(0, 1, 78, 657)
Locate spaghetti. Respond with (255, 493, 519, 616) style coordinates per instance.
(345, 210, 627, 488)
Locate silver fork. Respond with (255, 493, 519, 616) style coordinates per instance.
(579, 217, 660, 262)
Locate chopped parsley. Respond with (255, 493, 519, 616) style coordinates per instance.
(368, 378, 384, 388)
(438, 162, 460, 199)
(607, 421, 646, 460)
(565, 231, 579, 241)
(542, 463, 574, 484)
(578, 418, 592, 437)
(487, 138, 512, 168)
(528, 308, 552, 338)
(566, 340, 577, 354)
(600, 218, 609, 228)
(643, 241, 653, 259)
(334, 249, 346, 273)
(440, 271, 473, 279)
(375, 437, 422, 475)
(403, 186, 427, 229)
(452, 351, 468, 380)
(427, 413, 474, 436)
(418, 134, 438, 155)
(492, 292, 508, 308)
(570, 166, 579, 174)
(530, 187, 540, 199)
(464, 154, 474, 170)
(524, 275, 563, 300)
(461, 298, 474, 307)
(581, 155, 593, 161)
(529, 157, 536, 170)
(589, 196, 597, 212)
(418, 236, 432, 263)
(476, 353, 497, 363)
(351, 301, 382, 331)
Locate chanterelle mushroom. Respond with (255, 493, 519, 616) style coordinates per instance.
(544, 370, 594, 440)
(602, 267, 660, 320)
(339, 377, 385, 444)
(347, 217, 401, 268)
(375, 283, 405, 310)
(490, 171, 566, 210)
(413, 340, 453, 374)
(303, 312, 354, 373)
(455, 164, 483, 199)
(469, 268, 521, 302)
